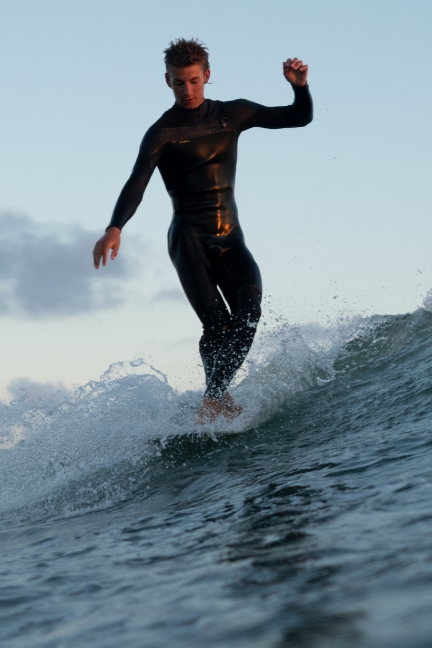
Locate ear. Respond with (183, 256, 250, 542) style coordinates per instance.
(204, 68, 211, 84)
(165, 72, 172, 88)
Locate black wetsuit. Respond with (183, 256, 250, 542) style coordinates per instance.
(108, 84, 313, 399)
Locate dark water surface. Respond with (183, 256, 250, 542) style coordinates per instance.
(1, 310, 432, 647)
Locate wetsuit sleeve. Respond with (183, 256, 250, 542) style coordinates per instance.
(228, 84, 313, 134)
(107, 126, 163, 231)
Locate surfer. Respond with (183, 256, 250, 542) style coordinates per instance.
(93, 38, 312, 422)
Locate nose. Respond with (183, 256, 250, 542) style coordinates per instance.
(183, 83, 193, 97)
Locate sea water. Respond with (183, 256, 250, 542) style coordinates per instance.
(1, 306, 432, 647)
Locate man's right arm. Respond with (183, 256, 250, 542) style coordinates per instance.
(108, 126, 161, 230)
(93, 127, 161, 269)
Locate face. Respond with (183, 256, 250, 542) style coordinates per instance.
(165, 63, 210, 109)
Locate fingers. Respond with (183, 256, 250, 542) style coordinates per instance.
(102, 243, 109, 267)
(111, 240, 120, 261)
(283, 58, 308, 86)
(92, 236, 111, 269)
(93, 230, 121, 268)
(93, 240, 102, 269)
(283, 57, 305, 70)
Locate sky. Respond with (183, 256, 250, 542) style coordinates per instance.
(1, 0, 431, 399)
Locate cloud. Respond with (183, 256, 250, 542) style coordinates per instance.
(0, 211, 141, 318)
(151, 288, 187, 304)
(6, 377, 73, 401)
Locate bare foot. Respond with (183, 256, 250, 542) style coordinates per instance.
(221, 392, 243, 418)
(196, 393, 243, 425)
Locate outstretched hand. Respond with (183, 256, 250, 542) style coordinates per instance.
(93, 227, 121, 269)
(283, 58, 308, 87)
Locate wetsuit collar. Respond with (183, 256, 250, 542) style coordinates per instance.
(172, 99, 209, 121)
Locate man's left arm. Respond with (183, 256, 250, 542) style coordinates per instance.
(232, 57, 313, 132)
(280, 57, 313, 127)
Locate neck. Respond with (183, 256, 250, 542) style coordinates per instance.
(175, 98, 206, 111)
(172, 98, 208, 120)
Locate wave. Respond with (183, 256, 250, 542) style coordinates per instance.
(1, 306, 432, 527)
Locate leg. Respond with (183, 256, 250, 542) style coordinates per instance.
(169, 225, 262, 420)
(204, 242, 262, 400)
(168, 224, 231, 383)
(198, 304, 230, 384)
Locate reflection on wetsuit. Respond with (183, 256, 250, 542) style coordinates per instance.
(108, 84, 313, 399)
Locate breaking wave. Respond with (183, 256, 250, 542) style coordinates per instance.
(1, 305, 432, 527)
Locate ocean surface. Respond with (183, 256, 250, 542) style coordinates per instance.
(2, 306, 432, 647)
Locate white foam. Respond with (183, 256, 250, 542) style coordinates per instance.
(1, 312, 411, 525)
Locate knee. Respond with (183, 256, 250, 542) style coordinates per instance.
(200, 303, 231, 338)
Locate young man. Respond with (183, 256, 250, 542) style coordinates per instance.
(93, 38, 312, 422)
